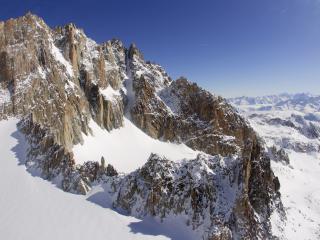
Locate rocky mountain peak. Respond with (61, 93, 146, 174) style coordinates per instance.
(0, 14, 282, 239)
(128, 42, 143, 60)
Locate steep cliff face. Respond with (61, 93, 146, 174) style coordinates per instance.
(0, 14, 89, 149)
(0, 13, 126, 149)
(0, 13, 128, 195)
(128, 46, 252, 157)
(0, 13, 281, 239)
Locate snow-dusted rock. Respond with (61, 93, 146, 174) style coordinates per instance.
(0, 13, 281, 239)
(111, 153, 274, 239)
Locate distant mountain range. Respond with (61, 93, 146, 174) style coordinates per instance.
(229, 93, 320, 112)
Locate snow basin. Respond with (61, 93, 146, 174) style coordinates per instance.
(0, 118, 198, 240)
(73, 118, 200, 173)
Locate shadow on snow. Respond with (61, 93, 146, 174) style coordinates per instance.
(10, 122, 196, 240)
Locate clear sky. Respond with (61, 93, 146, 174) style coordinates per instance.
(0, 0, 320, 97)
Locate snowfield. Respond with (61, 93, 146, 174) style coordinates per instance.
(271, 151, 320, 240)
(0, 119, 197, 240)
(73, 117, 200, 173)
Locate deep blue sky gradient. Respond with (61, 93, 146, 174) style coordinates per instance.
(0, 0, 320, 97)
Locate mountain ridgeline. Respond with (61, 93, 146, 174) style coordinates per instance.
(0, 13, 281, 239)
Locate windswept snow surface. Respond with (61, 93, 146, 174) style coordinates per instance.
(73, 118, 199, 173)
(0, 119, 197, 240)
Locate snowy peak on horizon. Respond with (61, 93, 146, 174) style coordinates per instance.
(229, 92, 320, 112)
(229, 92, 314, 104)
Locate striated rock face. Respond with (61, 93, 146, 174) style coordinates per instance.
(0, 13, 282, 239)
(0, 14, 89, 149)
(0, 13, 126, 148)
(0, 13, 127, 192)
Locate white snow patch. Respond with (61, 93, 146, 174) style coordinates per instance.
(73, 118, 200, 173)
(0, 88, 11, 104)
(100, 86, 121, 101)
(80, 37, 99, 79)
(159, 88, 181, 115)
(15, 67, 47, 92)
(37, 66, 46, 79)
(49, 40, 74, 77)
(105, 61, 118, 71)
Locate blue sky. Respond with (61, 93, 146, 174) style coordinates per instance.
(0, 0, 320, 97)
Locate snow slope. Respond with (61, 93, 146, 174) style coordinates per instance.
(271, 151, 320, 240)
(73, 118, 199, 173)
(0, 119, 197, 240)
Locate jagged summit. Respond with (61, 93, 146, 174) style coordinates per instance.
(128, 42, 144, 60)
(0, 14, 282, 239)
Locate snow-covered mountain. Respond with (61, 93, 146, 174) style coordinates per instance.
(229, 93, 320, 240)
(0, 13, 280, 239)
(230, 93, 320, 112)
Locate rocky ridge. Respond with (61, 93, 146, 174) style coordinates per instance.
(0, 13, 281, 239)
